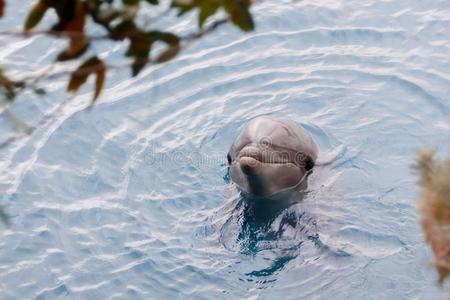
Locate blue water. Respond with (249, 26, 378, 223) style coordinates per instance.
(1, 0, 450, 299)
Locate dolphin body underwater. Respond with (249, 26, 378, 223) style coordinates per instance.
(227, 116, 318, 198)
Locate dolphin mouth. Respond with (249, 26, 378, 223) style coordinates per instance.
(230, 160, 308, 198)
(230, 146, 308, 197)
(237, 145, 294, 165)
(237, 145, 263, 162)
(237, 156, 295, 177)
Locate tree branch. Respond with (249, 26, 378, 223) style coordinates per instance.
(0, 17, 231, 150)
(5, 18, 230, 84)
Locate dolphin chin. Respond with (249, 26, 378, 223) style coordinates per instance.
(228, 116, 318, 198)
(239, 156, 263, 175)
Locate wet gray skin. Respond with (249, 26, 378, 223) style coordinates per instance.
(228, 116, 318, 197)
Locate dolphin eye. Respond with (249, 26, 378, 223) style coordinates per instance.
(304, 157, 314, 170)
(227, 154, 232, 164)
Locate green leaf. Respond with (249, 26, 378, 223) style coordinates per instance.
(223, 0, 254, 32)
(198, 0, 219, 28)
(24, 1, 48, 32)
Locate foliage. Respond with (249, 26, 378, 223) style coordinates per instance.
(415, 150, 450, 284)
(0, 0, 255, 225)
(0, 0, 254, 103)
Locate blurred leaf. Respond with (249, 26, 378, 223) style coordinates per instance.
(24, 1, 48, 32)
(416, 151, 450, 285)
(93, 60, 105, 103)
(67, 64, 90, 93)
(68, 56, 106, 102)
(0, 68, 18, 102)
(127, 32, 151, 76)
(61, 0, 86, 31)
(48, 0, 79, 32)
(0, 0, 4, 18)
(6, 0, 255, 108)
(156, 32, 179, 45)
(153, 32, 180, 63)
(127, 34, 151, 58)
(122, 0, 139, 4)
(96, 8, 121, 23)
(116, 22, 152, 76)
(171, 0, 196, 16)
(126, 31, 180, 75)
(54, 1, 88, 61)
(172, 0, 195, 4)
(131, 60, 145, 76)
(56, 38, 89, 61)
(155, 44, 180, 63)
(111, 20, 137, 40)
(223, 0, 254, 32)
(142, 31, 180, 63)
(122, 2, 139, 20)
(198, 0, 219, 28)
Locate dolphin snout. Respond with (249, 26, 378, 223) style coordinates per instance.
(239, 156, 262, 175)
(237, 145, 264, 175)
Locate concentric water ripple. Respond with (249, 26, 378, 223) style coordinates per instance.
(1, 0, 450, 299)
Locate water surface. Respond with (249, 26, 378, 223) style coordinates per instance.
(1, 0, 450, 299)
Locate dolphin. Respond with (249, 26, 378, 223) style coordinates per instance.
(227, 116, 318, 197)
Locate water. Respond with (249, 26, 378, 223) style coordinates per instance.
(1, 0, 450, 299)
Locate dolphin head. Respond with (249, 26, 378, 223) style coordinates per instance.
(228, 116, 318, 198)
